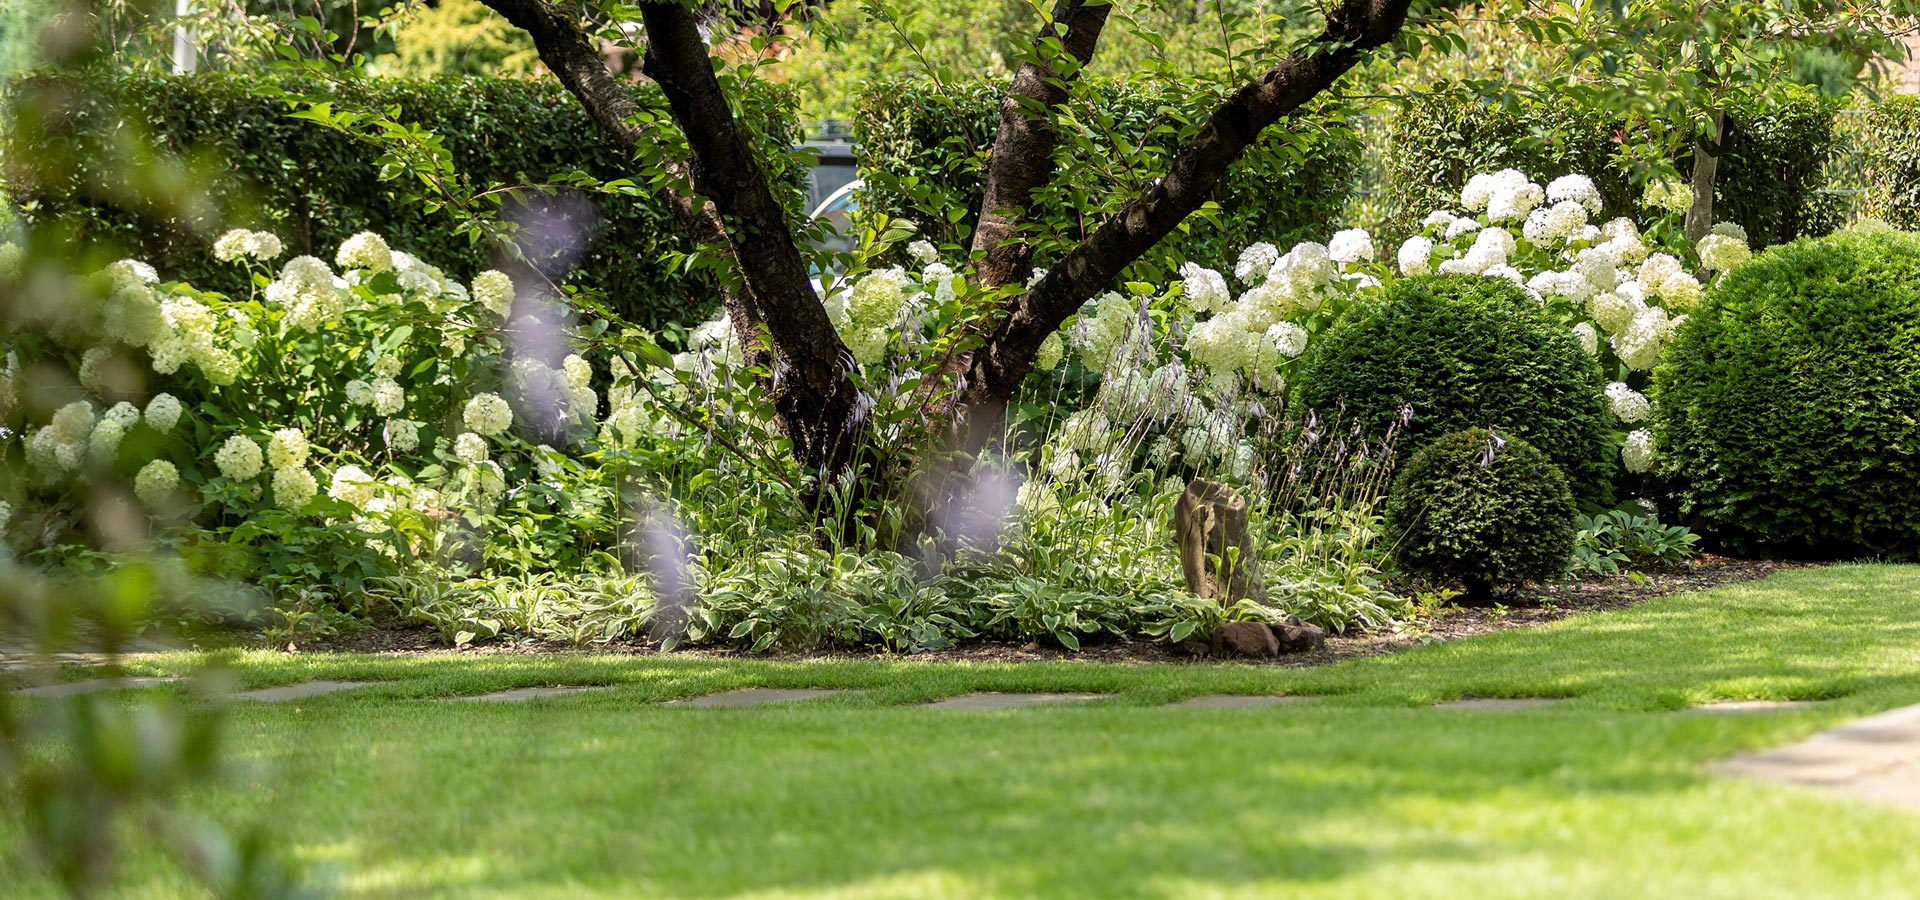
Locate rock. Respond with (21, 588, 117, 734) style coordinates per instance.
(1211, 621, 1279, 658)
(1174, 479, 1267, 605)
(1270, 618, 1327, 654)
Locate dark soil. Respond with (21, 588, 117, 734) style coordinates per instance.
(285, 555, 1806, 667)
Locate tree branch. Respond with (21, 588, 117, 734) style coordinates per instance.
(969, 0, 1113, 288)
(955, 0, 1417, 442)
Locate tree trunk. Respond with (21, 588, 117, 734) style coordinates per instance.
(1684, 107, 1726, 243)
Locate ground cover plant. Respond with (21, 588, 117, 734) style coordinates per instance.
(7, 564, 1920, 898)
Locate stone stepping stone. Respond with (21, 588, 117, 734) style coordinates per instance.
(1691, 700, 1819, 713)
(12, 676, 180, 699)
(451, 686, 610, 703)
(1167, 694, 1308, 709)
(925, 692, 1103, 710)
(665, 688, 851, 707)
(1435, 697, 1567, 710)
(234, 680, 373, 702)
(1720, 701, 1920, 811)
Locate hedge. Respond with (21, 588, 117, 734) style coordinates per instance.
(1864, 96, 1920, 230)
(2, 71, 804, 330)
(853, 78, 1361, 278)
(1384, 82, 1843, 247)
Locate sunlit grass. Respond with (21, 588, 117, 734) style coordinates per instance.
(7, 564, 1920, 898)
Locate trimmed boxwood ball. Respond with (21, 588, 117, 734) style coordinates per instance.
(1384, 428, 1578, 601)
(1294, 274, 1613, 503)
(1653, 227, 1920, 559)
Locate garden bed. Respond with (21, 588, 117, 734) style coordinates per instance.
(286, 555, 1803, 664)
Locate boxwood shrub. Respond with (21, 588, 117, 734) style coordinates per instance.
(1384, 82, 1842, 246)
(1652, 227, 1920, 559)
(1384, 427, 1578, 600)
(1293, 274, 1613, 503)
(2, 71, 803, 330)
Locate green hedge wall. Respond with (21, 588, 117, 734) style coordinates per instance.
(854, 78, 1361, 277)
(3, 72, 803, 329)
(1865, 96, 1920, 230)
(1384, 83, 1843, 247)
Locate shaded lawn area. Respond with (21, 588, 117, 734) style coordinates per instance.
(7, 563, 1920, 898)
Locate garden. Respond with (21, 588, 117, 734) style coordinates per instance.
(4, 0, 1920, 896)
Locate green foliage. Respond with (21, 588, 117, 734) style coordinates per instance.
(1384, 427, 1578, 598)
(1570, 508, 1701, 576)
(853, 78, 1361, 276)
(1293, 274, 1613, 504)
(1864, 96, 1920, 230)
(375, 0, 540, 78)
(1652, 228, 1920, 560)
(3, 71, 803, 330)
(1384, 82, 1842, 245)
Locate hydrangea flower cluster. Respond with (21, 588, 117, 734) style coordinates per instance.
(213, 228, 285, 263)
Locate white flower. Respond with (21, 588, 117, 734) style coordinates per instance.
(144, 393, 183, 432)
(1397, 236, 1434, 276)
(1521, 200, 1589, 246)
(906, 240, 939, 265)
(1178, 263, 1231, 313)
(848, 267, 913, 329)
(328, 464, 377, 508)
(373, 354, 405, 378)
(344, 379, 375, 406)
(1572, 322, 1599, 356)
(1484, 265, 1526, 286)
(1642, 177, 1694, 215)
(272, 465, 318, 509)
(1461, 173, 1497, 212)
(384, 419, 419, 452)
(371, 377, 405, 416)
(336, 232, 394, 273)
(214, 229, 284, 262)
(1056, 410, 1114, 452)
(1697, 232, 1751, 273)
(215, 435, 264, 480)
(1234, 242, 1279, 285)
(463, 393, 513, 436)
(88, 418, 126, 463)
(1622, 428, 1656, 473)
(103, 402, 141, 429)
(1600, 218, 1649, 264)
(1611, 307, 1673, 371)
(454, 431, 489, 464)
(1484, 170, 1544, 223)
(266, 427, 309, 469)
(472, 270, 515, 318)
(1711, 222, 1749, 242)
(1605, 382, 1650, 423)
(1328, 228, 1375, 264)
(134, 459, 178, 507)
(246, 231, 284, 260)
(1656, 271, 1703, 309)
(1546, 174, 1604, 216)
(1445, 216, 1482, 241)
(1045, 447, 1082, 481)
(1589, 291, 1642, 336)
(1035, 332, 1065, 371)
(272, 256, 343, 332)
(1266, 322, 1309, 359)
(474, 460, 507, 500)
(1422, 210, 1459, 231)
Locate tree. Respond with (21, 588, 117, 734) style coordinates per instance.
(477, 0, 1431, 483)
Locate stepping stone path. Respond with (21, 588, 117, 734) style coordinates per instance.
(666, 688, 851, 707)
(1719, 702, 1920, 812)
(1691, 700, 1819, 713)
(926, 692, 1103, 710)
(12, 676, 180, 698)
(453, 686, 610, 703)
(1167, 694, 1307, 709)
(1435, 698, 1567, 710)
(234, 680, 373, 702)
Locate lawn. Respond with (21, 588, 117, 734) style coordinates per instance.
(8, 563, 1920, 898)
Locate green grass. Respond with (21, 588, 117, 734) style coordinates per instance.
(8, 563, 1920, 898)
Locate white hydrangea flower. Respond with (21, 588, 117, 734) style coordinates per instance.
(1571, 322, 1599, 356)
(266, 427, 309, 469)
(78, 347, 113, 393)
(1573, 247, 1619, 293)
(1599, 218, 1649, 265)
(215, 435, 264, 480)
(1622, 428, 1656, 473)
(1697, 231, 1751, 273)
(384, 419, 419, 453)
(1521, 200, 1588, 246)
(1546, 174, 1604, 216)
(1612, 307, 1673, 371)
(906, 240, 939, 265)
(328, 464, 377, 508)
(1484, 170, 1544, 223)
(1034, 332, 1065, 371)
(371, 377, 405, 416)
(848, 267, 912, 329)
(1642, 177, 1694, 215)
(103, 401, 141, 429)
(1328, 228, 1375, 264)
(272, 465, 318, 509)
(134, 459, 178, 507)
(1234, 242, 1279, 286)
(1461, 173, 1497, 212)
(1266, 322, 1308, 359)
(1397, 236, 1434, 276)
(344, 379, 375, 406)
(454, 431, 489, 464)
(1178, 263, 1231, 313)
(1444, 216, 1482, 241)
(1605, 382, 1651, 423)
(373, 354, 405, 379)
(463, 393, 513, 436)
(921, 262, 957, 306)
(1056, 409, 1114, 452)
(336, 232, 394, 273)
(214, 230, 252, 262)
(144, 393, 183, 433)
(472, 270, 515, 318)
(271, 256, 343, 332)
(1656, 271, 1703, 309)
(247, 231, 284, 260)
(1422, 210, 1459, 231)
(1589, 291, 1641, 336)
(108, 259, 159, 285)
(1484, 265, 1526, 286)
(88, 418, 126, 463)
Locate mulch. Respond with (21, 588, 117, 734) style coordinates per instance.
(289, 555, 1805, 667)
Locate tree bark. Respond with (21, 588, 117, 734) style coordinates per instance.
(953, 0, 1415, 449)
(1684, 107, 1726, 243)
(969, 0, 1113, 288)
